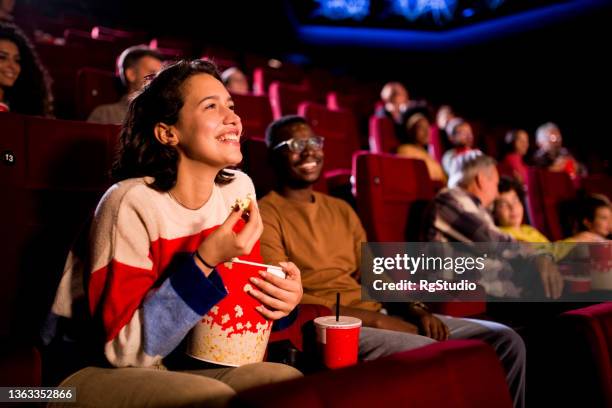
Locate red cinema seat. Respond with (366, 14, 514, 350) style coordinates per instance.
(353, 152, 484, 316)
(252, 65, 304, 96)
(1, 116, 121, 385)
(553, 303, 612, 407)
(298, 103, 361, 178)
(369, 114, 398, 154)
(149, 37, 193, 57)
(353, 152, 435, 242)
(233, 340, 512, 408)
(269, 81, 318, 120)
(526, 167, 576, 241)
(75, 68, 120, 119)
(231, 93, 274, 139)
(91, 26, 148, 44)
(328, 91, 377, 148)
(582, 174, 612, 201)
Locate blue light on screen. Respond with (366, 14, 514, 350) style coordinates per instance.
(390, 0, 458, 25)
(313, 0, 371, 21)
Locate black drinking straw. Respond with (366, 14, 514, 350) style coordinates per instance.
(336, 292, 340, 322)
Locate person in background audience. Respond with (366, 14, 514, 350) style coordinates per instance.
(428, 152, 564, 300)
(0, 0, 14, 22)
(396, 106, 447, 184)
(441, 117, 480, 175)
(0, 21, 53, 115)
(259, 115, 526, 408)
(500, 129, 530, 184)
(87, 45, 163, 124)
(378, 81, 410, 124)
(44, 60, 303, 407)
(566, 194, 611, 242)
(221, 66, 249, 94)
(435, 104, 455, 147)
(533, 122, 584, 179)
(494, 177, 549, 243)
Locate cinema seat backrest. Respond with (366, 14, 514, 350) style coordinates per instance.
(269, 81, 317, 120)
(231, 93, 274, 140)
(368, 115, 398, 154)
(232, 340, 513, 408)
(526, 167, 576, 241)
(353, 152, 434, 242)
(553, 303, 612, 407)
(75, 68, 120, 120)
(298, 102, 360, 173)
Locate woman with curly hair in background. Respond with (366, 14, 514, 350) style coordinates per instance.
(0, 21, 53, 116)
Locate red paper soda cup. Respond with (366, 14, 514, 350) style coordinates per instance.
(314, 316, 361, 369)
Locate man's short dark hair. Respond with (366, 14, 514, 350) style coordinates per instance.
(264, 115, 308, 150)
(117, 45, 163, 85)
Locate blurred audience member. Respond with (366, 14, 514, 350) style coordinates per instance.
(0, 21, 53, 116)
(397, 107, 447, 184)
(500, 129, 530, 184)
(566, 194, 611, 242)
(0, 0, 14, 22)
(494, 177, 549, 243)
(88, 45, 163, 124)
(441, 118, 480, 175)
(378, 81, 410, 123)
(435, 104, 456, 146)
(428, 152, 564, 299)
(221, 66, 249, 94)
(533, 122, 584, 179)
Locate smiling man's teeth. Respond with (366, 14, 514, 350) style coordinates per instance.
(300, 162, 317, 169)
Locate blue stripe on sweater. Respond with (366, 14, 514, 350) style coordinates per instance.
(142, 253, 227, 357)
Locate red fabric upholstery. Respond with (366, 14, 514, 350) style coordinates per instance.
(582, 174, 612, 201)
(368, 114, 398, 153)
(75, 68, 120, 119)
(526, 167, 576, 241)
(0, 344, 41, 386)
(429, 125, 444, 163)
(149, 37, 193, 56)
(231, 93, 273, 139)
(269, 81, 317, 120)
(240, 137, 277, 198)
(269, 304, 332, 351)
(21, 117, 119, 190)
(37, 42, 117, 117)
(353, 152, 484, 316)
(0, 115, 120, 343)
(90, 26, 147, 44)
(555, 303, 612, 407)
(253, 65, 305, 96)
(353, 152, 435, 242)
(298, 103, 361, 174)
(233, 340, 512, 408)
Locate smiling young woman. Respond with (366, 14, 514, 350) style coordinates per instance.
(45, 60, 303, 407)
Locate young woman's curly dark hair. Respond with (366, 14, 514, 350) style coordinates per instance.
(0, 22, 53, 116)
(112, 59, 235, 191)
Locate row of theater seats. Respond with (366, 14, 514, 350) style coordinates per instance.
(2, 113, 612, 406)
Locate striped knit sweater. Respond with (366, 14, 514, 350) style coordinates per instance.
(48, 170, 267, 368)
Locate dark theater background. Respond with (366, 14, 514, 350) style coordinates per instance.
(1, 0, 612, 407)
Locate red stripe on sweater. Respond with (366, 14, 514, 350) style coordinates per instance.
(88, 219, 262, 342)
